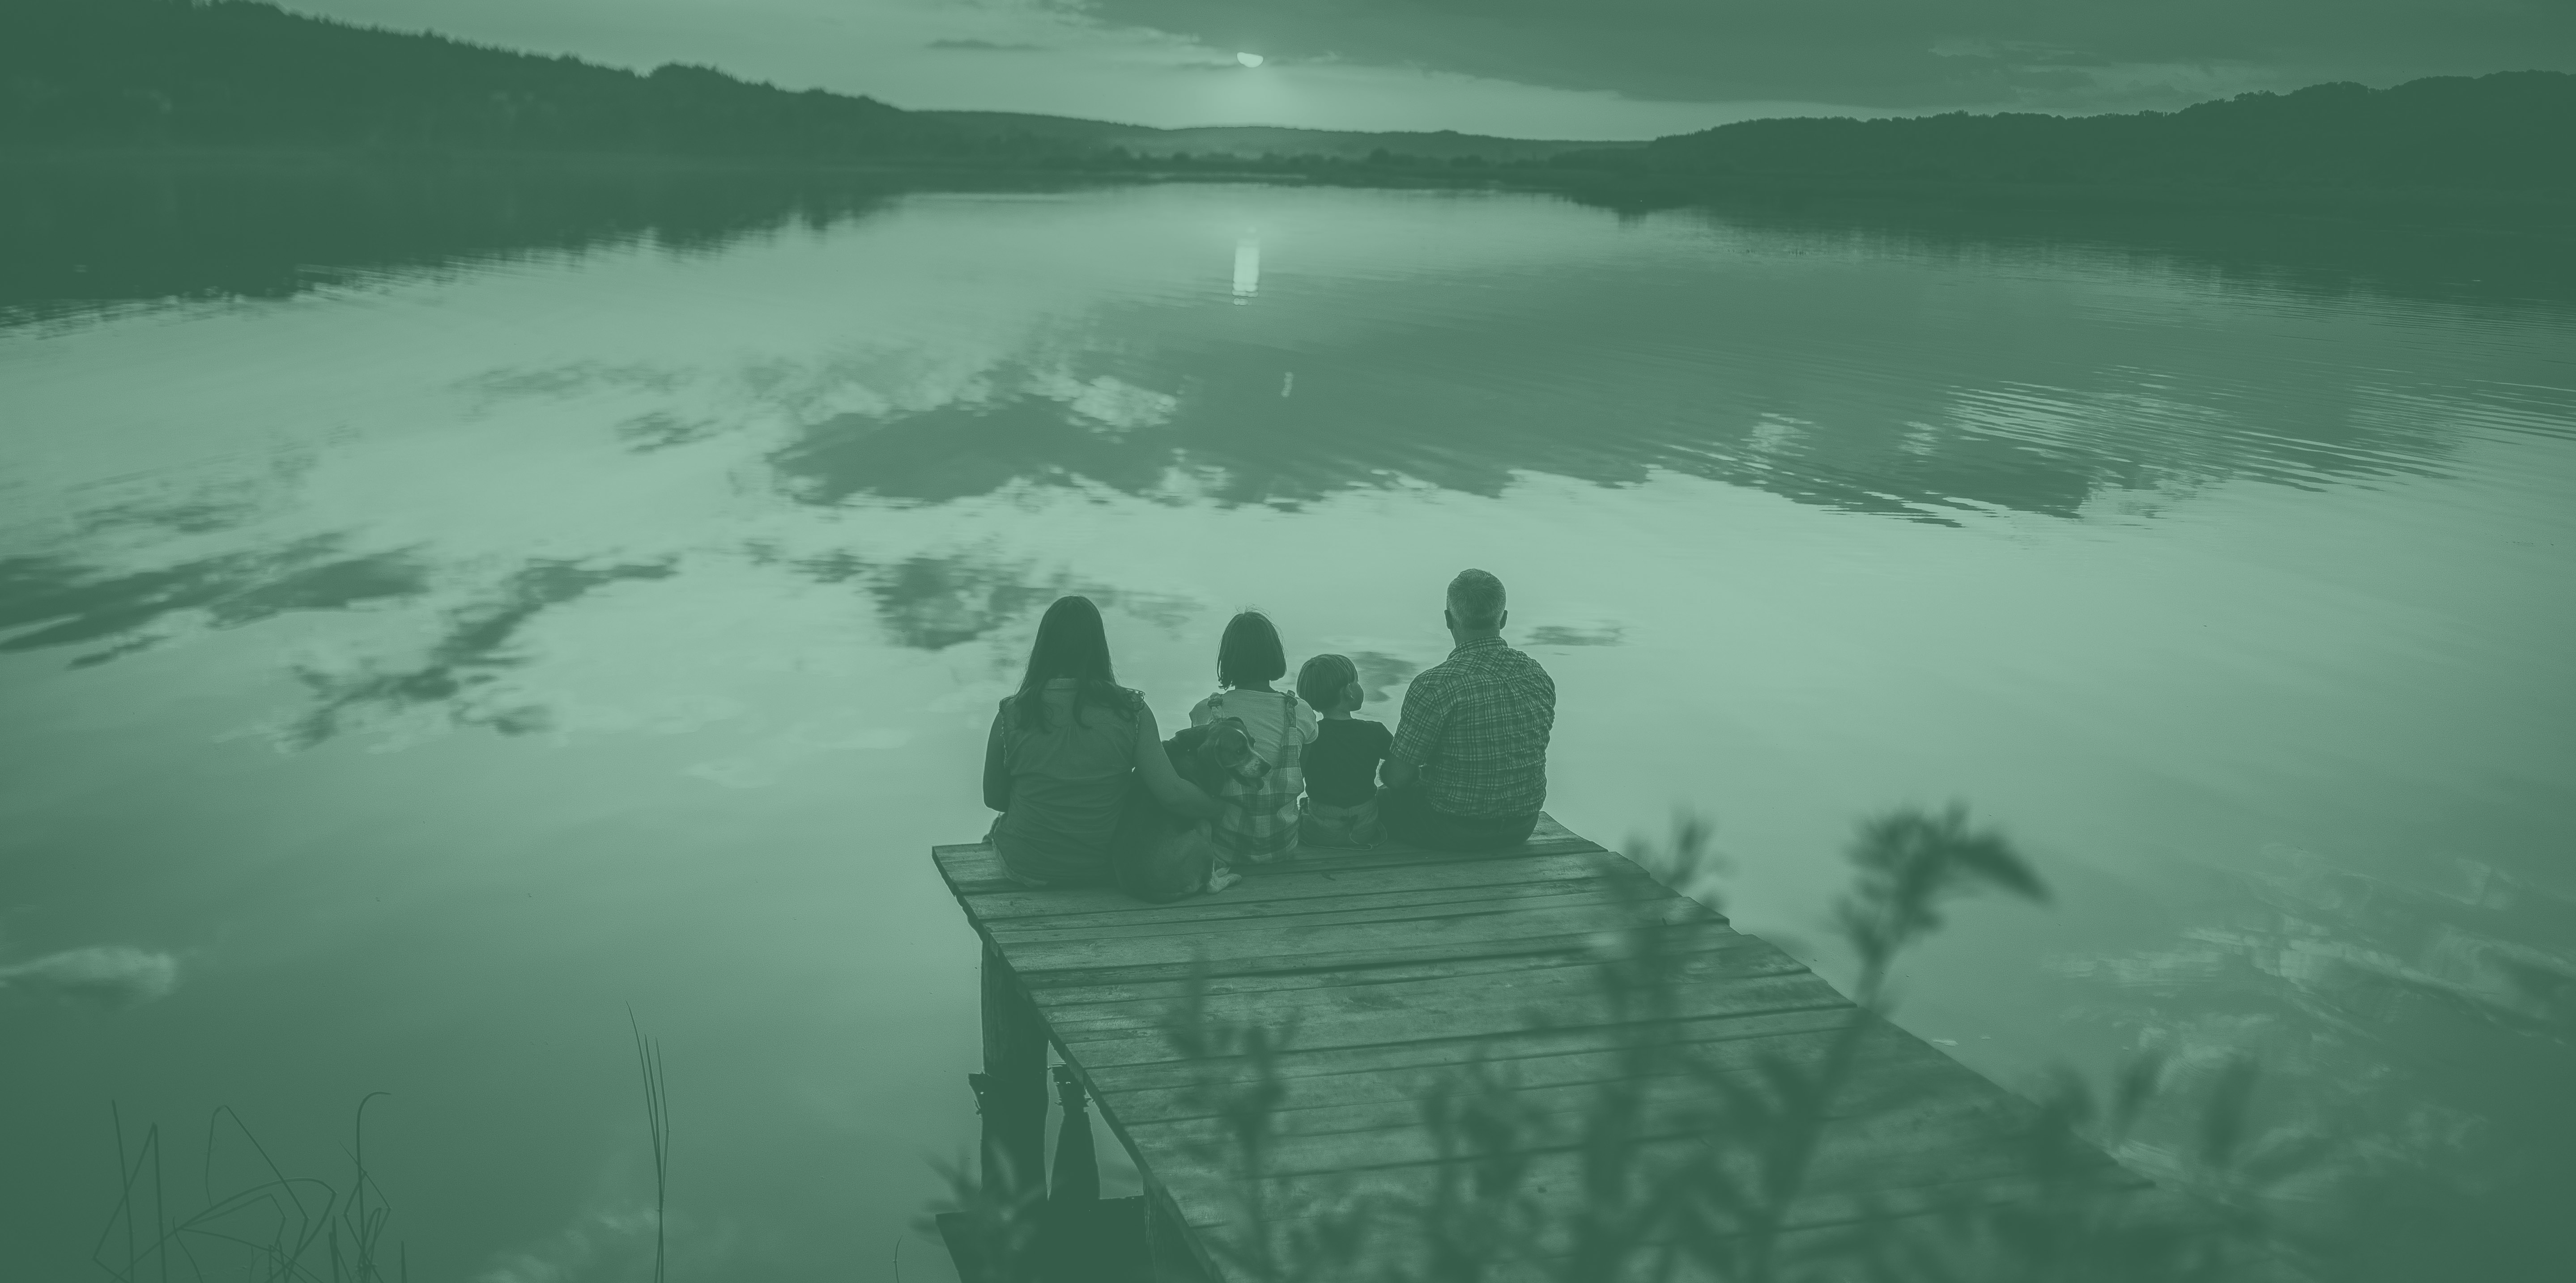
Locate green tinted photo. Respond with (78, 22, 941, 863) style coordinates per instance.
(4, 3, 2572, 1281)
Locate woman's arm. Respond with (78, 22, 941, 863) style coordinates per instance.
(1133, 705, 1223, 820)
(982, 705, 1011, 812)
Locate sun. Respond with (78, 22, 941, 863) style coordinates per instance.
(1235, 51, 1264, 68)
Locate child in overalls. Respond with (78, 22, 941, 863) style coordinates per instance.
(1188, 611, 1317, 884)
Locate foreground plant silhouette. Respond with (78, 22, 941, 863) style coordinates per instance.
(1128, 804, 2304, 1283)
(95, 1017, 690, 1283)
(97, 1095, 407, 1283)
(631, 1009, 674, 1283)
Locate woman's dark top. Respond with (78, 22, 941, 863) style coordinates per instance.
(1303, 718, 1392, 807)
(985, 680, 1148, 885)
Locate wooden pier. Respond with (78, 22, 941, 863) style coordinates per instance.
(934, 814, 2149, 1280)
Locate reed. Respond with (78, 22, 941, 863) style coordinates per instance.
(94, 1096, 407, 1283)
(630, 1007, 673, 1283)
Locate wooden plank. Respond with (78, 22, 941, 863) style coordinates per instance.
(1164, 1165, 2159, 1283)
(933, 840, 1620, 920)
(1011, 922, 1765, 994)
(993, 901, 1737, 977)
(1084, 1017, 1954, 1131)
(1075, 1003, 1866, 1095)
(1134, 1082, 2040, 1194)
(982, 875, 1669, 946)
(1017, 931, 1796, 1011)
(962, 854, 1660, 930)
(1107, 1043, 1980, 1154)
(1149, 1115, 2142, 1243)
(1027, 939, 1814, 1037)
(1058, 990, 1856, 1076)
(934, 822, 1604, 892)
(949, 855, 1640, 931)
(1038, 956, 1843, 1052)
(1147, 1147, 2086, 1262)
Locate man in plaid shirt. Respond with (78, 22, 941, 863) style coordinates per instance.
(1383, 569, 1556, 850)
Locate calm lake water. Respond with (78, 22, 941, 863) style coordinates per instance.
(3, 175, 2572, 1281)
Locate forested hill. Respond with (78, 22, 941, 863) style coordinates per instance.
(6, 0, 2567, 198)
(0, 0, 985, 157)
(0, 0, 1608, 163)
(1560, 73, 2576, 194)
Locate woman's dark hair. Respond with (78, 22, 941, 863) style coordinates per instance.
(1217, 611, 1286, 689)
(1013, 596, 1133, 731)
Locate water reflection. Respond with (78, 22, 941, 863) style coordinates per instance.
(0, 539, 430, 667)
(13, 163, 2570, 529)
(286, 558, 676, 746)
(762, 546, 1199, 651)
(1, 171, 2570, 1282)
(459, 361, 691, 406)
(773, 384, 1182, 507)
(1347, 651, 1419, 705)
(1525, 624, 1626, 647)
(2057, 850, 2576, 1279)
(616, 411, 726, 453)
(1233, 234, 1260, 304)
(0, 158, 915, 327)
(761, 295, 2512, 522)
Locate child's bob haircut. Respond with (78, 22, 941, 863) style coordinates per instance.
(1297, 653, 1360, 711)
(1217, 611, 1287, 689)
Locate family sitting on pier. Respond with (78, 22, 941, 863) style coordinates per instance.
(980, 569, 1558, 900)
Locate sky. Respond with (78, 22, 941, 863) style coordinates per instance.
(298, 0, 2576, 138)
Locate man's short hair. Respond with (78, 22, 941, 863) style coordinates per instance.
(1447, 569, 1507, 630)
(1297, 653, 1359, 710)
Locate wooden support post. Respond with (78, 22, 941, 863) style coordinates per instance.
(979, 941, 1049, 1212)
(1145, 1184, 1213, 1283)
(1049, 1063, 1099, 1203)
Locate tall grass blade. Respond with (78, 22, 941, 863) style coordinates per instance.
(630, 1007, 672, 1283)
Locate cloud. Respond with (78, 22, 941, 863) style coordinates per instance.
(476, 1207, 660, 1283)
(1047, 0, 2576, 110)
(0, 539, 433, 669)
(926, 38, 1048, 52)
(285, 557, 679, 747)
(0, 946, 180, 1009)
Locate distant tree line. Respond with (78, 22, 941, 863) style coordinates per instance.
(0, 0, 1059, 160)
(5, 0, 2571, 198)
(1554, 73, 2576, 195)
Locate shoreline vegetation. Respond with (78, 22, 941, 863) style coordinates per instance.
(5, 1, 2571, 218)
(10, 145, 2570, 337)
(9, 2, 2573, 328)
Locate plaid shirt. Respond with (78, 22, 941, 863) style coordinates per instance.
(1191, 688, 1312, 864)
(1389, 637, 1555, 817)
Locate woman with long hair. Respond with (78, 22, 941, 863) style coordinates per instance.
(983, 596, 1220, 887)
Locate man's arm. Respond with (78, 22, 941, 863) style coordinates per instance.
(1381, 675, 1444, 791)
(1380, 752, 1418, 791)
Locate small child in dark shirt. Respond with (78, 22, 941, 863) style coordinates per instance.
(1295, 653, 1392, 848)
